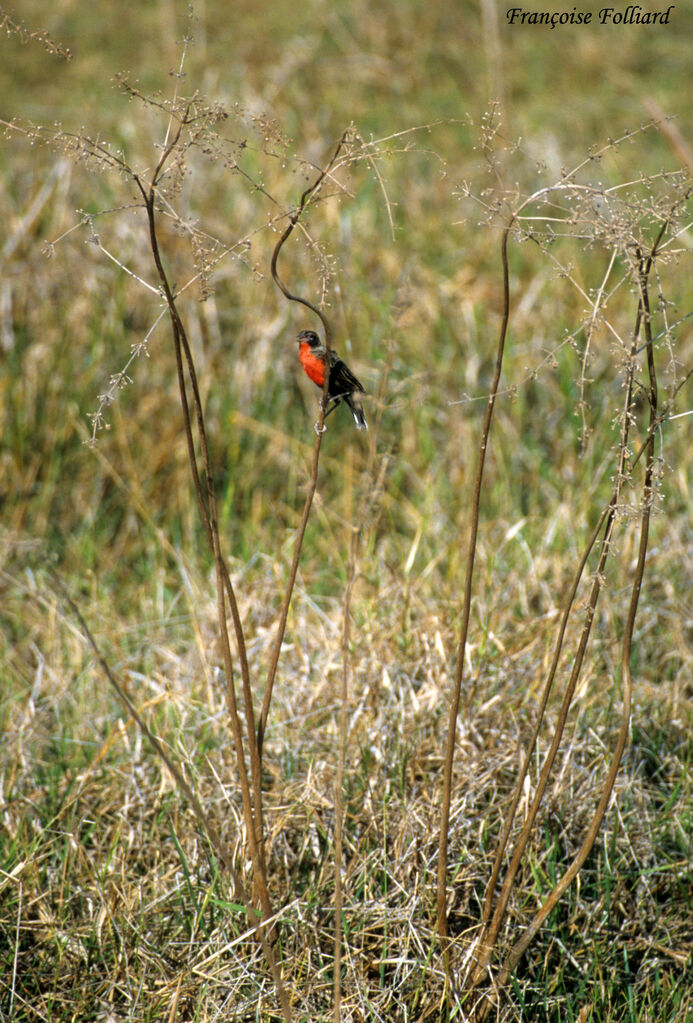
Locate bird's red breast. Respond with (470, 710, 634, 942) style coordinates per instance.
(298, 341, 326, 387)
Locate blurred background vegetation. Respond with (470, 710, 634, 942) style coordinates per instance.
(1, 1, 691, 1020)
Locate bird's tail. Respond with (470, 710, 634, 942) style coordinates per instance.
(345, 392, 368, 430)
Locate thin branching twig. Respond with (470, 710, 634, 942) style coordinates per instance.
(479, 238, 663, 1017)
(132, 109, 273, 938)
(465, 212, 676, 1016)
(258, 130, 350, 759)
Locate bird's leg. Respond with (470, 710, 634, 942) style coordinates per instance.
(322, 396, 342, 420)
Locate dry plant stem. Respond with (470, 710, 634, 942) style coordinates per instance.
(258, 131, 349, 759)
(469, 501, 607, 945)
(436, 223, 512, 939)
(133, 129, 270, 918)
(52, 578, 293, 1023)
(471, 320, 642, 988)
(477, 255, 660, 1020)
(470, 232, 666, 1009)
(470, 499, 620, 1001)
(334, 527, 359, 1022)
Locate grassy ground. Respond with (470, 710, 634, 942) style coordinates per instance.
(1, 2, 692, 1020)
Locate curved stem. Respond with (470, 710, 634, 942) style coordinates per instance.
(258, 131, 349, 758)
(270, 131, 350, 349)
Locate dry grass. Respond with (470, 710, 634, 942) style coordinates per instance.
(2, 504, 691, 1020)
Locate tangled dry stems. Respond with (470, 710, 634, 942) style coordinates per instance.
(2, 552, 691, 1020)
(1, 30, 692, 1022)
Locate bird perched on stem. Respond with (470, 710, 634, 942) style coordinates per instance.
(297, 329, 368, 430)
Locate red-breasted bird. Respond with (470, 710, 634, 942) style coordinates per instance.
(297, 329, 368, 430)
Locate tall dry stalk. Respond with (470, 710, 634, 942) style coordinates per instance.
(437, 139, 692, 1014)
(260, 130, 350, 758)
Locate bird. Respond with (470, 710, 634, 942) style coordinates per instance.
(296, 329, 368, 430)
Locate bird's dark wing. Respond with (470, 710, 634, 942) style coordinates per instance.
(328, 350, 366, 395)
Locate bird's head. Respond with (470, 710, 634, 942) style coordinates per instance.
(297, 329, 321, 349)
